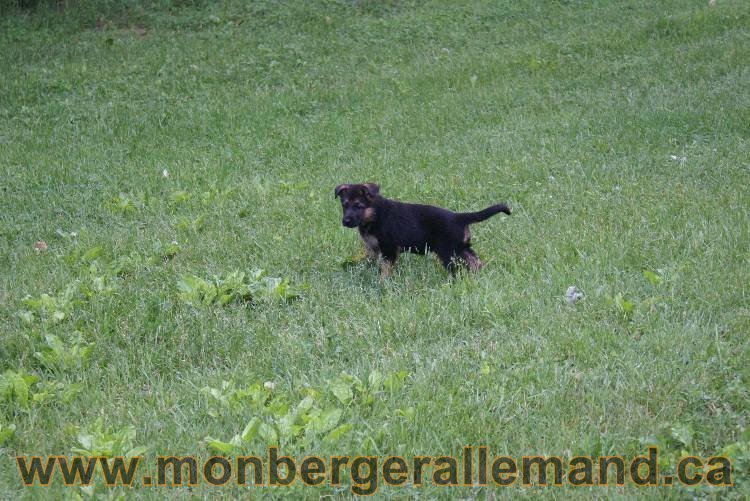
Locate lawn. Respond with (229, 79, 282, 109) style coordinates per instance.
(1, 0, 749, 498)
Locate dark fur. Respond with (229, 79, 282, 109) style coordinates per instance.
(335, 183, 510, 275)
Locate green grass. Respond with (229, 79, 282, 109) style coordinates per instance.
(1, 0, 749, 498)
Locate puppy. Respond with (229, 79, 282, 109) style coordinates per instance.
(335, 183, 510, 276)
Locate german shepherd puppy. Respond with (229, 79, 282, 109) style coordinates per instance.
(335, 183, 510, 276)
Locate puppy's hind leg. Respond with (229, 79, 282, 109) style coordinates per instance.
(436, 248, 460, 276)
(459, 228, 482, 272)
(461, 248, 483, 272)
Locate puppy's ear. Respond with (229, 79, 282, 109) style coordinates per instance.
(334, 184, 350, 199)
(363, 183, 380, 199)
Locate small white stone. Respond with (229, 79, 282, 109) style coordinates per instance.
(162, 169, 169, 178)
(263, 381, 275, 391)
(565, 285, 584, 304)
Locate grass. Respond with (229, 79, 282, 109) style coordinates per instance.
(1, 0, 749, 498)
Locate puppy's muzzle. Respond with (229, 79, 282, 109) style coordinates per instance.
(342, 217, 357, 228)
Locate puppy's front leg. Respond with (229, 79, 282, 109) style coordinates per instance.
(379, 247, 399, 278)
(363, 239, 379, 260)
(379, 260, 394, 278)
(358, 230, 380, 261)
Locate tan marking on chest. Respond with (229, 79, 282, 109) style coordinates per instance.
(363, 207, 376, 224)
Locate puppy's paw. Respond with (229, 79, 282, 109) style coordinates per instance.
(341, 253, 366, 269)
(379, 261, 394, 278)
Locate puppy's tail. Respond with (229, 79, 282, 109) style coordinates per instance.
(455, 203, 511, 224)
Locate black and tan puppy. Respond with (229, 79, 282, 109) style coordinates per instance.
(335, 183, 510, 277)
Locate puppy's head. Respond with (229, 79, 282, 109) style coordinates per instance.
(334, 183, 380, 228)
